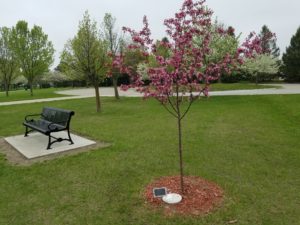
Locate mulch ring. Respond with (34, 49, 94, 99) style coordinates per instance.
(144, 176, 224, 217)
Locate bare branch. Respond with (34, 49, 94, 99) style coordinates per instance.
(180, 93, 196, 121)
(162, 103, 178, 118)
(167, 93, 178, 114)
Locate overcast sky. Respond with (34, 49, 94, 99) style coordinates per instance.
(1, 0, 299, 69)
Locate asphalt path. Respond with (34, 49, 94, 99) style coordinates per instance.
(0, 84, 299, 106)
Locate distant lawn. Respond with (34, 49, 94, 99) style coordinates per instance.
(0, 94, 299, 225)
(0, 88, 68, 102)
(209, 82, 280, 91)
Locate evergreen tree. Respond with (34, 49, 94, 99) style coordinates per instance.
(259, 25, 280, 58)
(282, 27, 300, 82)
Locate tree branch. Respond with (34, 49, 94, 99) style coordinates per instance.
(180, 94, 195, 121)
(162, 103, 178, 118)
(167, 93, 178, 114)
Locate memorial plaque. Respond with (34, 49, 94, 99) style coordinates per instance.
(153, 187, 167, 198)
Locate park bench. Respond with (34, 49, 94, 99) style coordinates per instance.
(23, 107, 75, 150)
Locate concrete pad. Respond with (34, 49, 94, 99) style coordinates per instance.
(4, 131, 96, 159)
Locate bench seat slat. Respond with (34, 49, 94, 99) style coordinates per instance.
(23, 119, 65, 134)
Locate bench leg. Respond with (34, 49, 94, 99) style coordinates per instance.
(24, 127, 34, 137)
(67, 129, 74, 145)
(24, 126, 29, 137)
(47, 135, 52, 150)
(46, 131, 74, 150)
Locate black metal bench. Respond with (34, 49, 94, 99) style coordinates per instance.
(23, 107, 75, 150)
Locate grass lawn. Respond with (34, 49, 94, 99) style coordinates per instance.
(0, 88, 68, 102)
(0, 95, 299, 225)
(209, 83, 279, 91)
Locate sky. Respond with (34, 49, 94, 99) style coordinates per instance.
(1, 0, 299, 69)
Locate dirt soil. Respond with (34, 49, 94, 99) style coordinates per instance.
(144, 175, 224, 217)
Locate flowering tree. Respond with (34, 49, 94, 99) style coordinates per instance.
(115, 0, 261, 193)
(193, 21, 240, 82)
(242, 54, 280, 84)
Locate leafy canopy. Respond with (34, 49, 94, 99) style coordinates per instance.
(242, 54, 280, 76)
(11, 21, 54, 95)
(61, 11, 110, 83)
(0, 26, 20, 95)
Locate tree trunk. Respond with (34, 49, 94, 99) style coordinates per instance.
(112, 75, 120, 100)
(218, 76, 222, 83)
(29, 81, 33, 96)
(175, 84, 184, 194)
(94, 82, 101, 112)
(4, 81, 9, 97)
(177, 115, 184, 194)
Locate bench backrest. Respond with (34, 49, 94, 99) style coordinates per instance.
(41, 107, 75, 128)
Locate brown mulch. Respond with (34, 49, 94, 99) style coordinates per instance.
(144, 176, 224, 217)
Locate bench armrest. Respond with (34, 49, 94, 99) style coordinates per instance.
(47, 121, 67, 131)
(25, 114, 42, 122)
(47, 122, 58, 131)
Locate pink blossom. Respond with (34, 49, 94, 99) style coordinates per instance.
(113, 0, 262, 102)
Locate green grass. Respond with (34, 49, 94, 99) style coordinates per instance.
(209, 82, 279, 91)
(0, 95, 299, 225)
(0, 88, 68, 102)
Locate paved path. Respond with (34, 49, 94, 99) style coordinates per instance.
(0, 95, 92, 106)
(55, 84, 300, 97)
(0, 84, 299, 106)
(210, 84, 300, 96)
(56, 87, 143, 97)
(0, 88, 142, 106)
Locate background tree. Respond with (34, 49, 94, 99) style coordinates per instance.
(259, 25, 280, 58)
(119, 0, 261, 193)
(242, 54, 280, 84)
(61, 11, 110, 112)
(197, 21, 240, 82)
(56, 60, 87, 88)
(57, 59, 87, 87)
(111, 39, 147, 86)
(0, 26, 19, 96)
(102, 13, 123, 99)
(38, 70, 71, 88)
(121, 45, 148, 76)
(282, 27, 300, 82)
(136, 62, 150, 81)
(153, 37, 171, 59)
(204, 21, 240, 63)
(11, 21, 54, 96)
